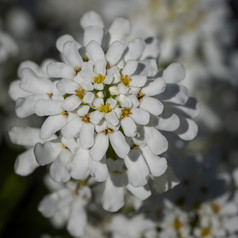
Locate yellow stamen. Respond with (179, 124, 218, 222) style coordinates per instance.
(46, 92, 53, 98)
(61, 145, 66, 149)
(120, 74, 131, 87)
(173, 217, 183, 231)
(81, 114, 90, 123)
(136, 91, 144, 101)
(120, 107, 132, 119)
(103, 128, 114, 135)
(211, 203, 221, 214)
(201, 227, 211, 237)
(61, 110, 69, 116)
(75, 86, 85, 100)
(83, 55, 88, 62)
(131, 145, 138, 150)
(98, 103, 112, 113)
(114, 171, 120, 176)
(94, 73, 105, 84)
(74, 66, 80, 75)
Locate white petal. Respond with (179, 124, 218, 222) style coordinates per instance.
(159, 84, 189, 105)
(138, 59, 158, 77)
(121, 117, 136, 137)
(35, 99, 63, 116)
(67, 200, 87, 237)
(40, 114, 67, 139)
(89, 133, 108, 161)
(122, 60, 138, 76)
(145, 127, 168, 155)
(62, 95, 81, 111)
(106, 41, 125, 66)
(140, 97, 164, 116)
(15, 95, 47, 118)
(130, 75, 147, 87)
(34, 141, 62, 166)
(56, 34, 78, 52)
(141, 145, 167, 177)
(67, 148, 89, 180)
(102, 177, 124, 212)
(126, 184, 151, 200)
(92, 97, 104, 108)
(118, 83, 129, 94)
(83, 92, 94, 104)
(19, 68, 52, 93)
(76, 105, 90, 116)
(50, 150, 72, 183)
(61, 117, 82, 139)
(80, 11, 104, 29)
(131, 108, 150, 125)
(95, 59, 106, 75)
(57, 79, 78, 94)
(157, 113, 180, 131)
(47, 62, 74, 79)
(14, 148, 39, 176)
(109, 131, 130, 158)
(84, 26, 104, 46)
(163, 63, 186, 83)
(63, 41, 83, 67)
(105, 111, 119, 126)
(86, 41, 105, 63)
(89, 157, 108, 182)
(124, 150, 149, 187)
(141, 37, 160, 60)
(79, 123, 94, 149)
(90, 110, 104, 125)
(108, 17, 130, 44)
(79, 70, 95, 82)
(142, 78, 165, 96)
(8, 126, 41, 147)
(125, 38, 145, 62)
(176, 117, 198, 141)
(9, 80, 30, 101)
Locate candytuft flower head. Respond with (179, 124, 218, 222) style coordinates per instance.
(9, 10, 198, 218)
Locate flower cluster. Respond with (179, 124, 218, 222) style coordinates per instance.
(9, 11, 198, 235)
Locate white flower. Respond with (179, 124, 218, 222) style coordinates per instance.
(9, 11, 198, 213)
(109, 214, 156, 238)
(38, 179, 91, 238)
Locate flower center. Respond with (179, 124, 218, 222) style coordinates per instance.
(98, 103, 112, 113)
(81, 114, 90, 123)
(120, 107, 132, 119)
(211, 203, 220, 214)
(103, 128, 114, 135)
(136, 91, 144, 101)
(94, 73, 105, 84)
(173, 217, 183, 231)
(83, 55, 88, 62)
(74, 66, 80, 75)
(201, 227, 211, 237)
(61, 110, 69, 116)
(46, 92, 53, 98)
(131, 145, 138, 150)
(121, 74, 131, 87)
(75, 86, 85, 100)
(113, 171, 120, 176)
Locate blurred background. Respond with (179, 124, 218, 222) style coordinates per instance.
(0, 0, 238, 237)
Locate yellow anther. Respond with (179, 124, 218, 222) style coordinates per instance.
(120, 74, 131, 87)
(61, 145, 66, 149)
(131, 145, 138, 150)
(81, 114, 90, 123)
(61, 110, 69, 116)
(106, 62, 110, 69)
(98, 103, 112, 113)
(46, 92, 53, 98)
(211, 203, 221, 214)
(94, 73, 105, 84)
(173, 217, 183, 231)
(136, 91, 144, 101)
(120, 107, 132, 119)
(103, 128, 114, 135)
(113, 171, 120, 176)
(75, 86, 85, 100)
(74, 66, 80, 75)
(83, 55, 88, 62)
(201, 227, 211, 237)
